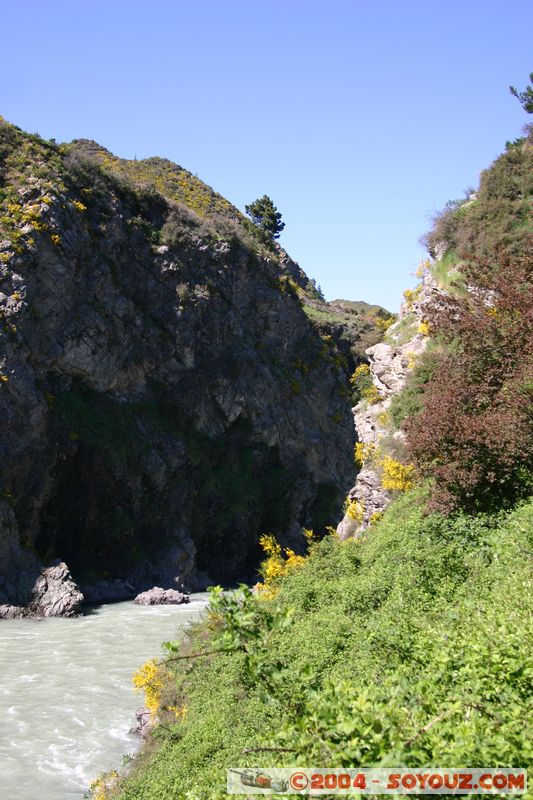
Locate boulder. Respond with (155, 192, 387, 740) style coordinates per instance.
(29, 561, 84, 617)
(0, 604, 25, 619)
(131, 707, 154, 738)
(134, 587, 189, 606)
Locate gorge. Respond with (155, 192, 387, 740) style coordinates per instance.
(0, 120, 388, 617)
(1, 113, 532, 800)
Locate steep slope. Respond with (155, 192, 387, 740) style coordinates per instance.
(281, 254, 393, 371)
(100, 124, 533, 800)
(337, 124, 533, 534)
(0, 118, 359, 611)
(108, 493, 533, 800)
(336, 282, 433, 535)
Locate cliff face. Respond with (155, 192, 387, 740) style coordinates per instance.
(336, 272, 440, 537)
(0, 120, 355, 608)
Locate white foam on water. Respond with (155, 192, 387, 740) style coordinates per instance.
(18, 673, 39, 683)
(0, 595, 208, 799)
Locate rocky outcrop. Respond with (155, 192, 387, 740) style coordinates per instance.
(0, 561, 83, 617)
(134, 587, 189, 605)
(337, 271, 441, 537)
(131, 707, 154, 738)
(29, 561, 84, 617)
(0, 120, 355, 612)
(0, 604, 25, 619)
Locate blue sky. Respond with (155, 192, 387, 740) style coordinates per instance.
(2, 0, 531, 311)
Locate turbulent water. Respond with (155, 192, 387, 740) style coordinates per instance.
(0, 595, 208, 800)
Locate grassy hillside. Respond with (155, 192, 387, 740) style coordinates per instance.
(302, 298, 394, 367)
(0, 117, 387, 384)
(422, 124, 533, 263)
(102, 489, 532, 800)
(66, 139, 244, 224)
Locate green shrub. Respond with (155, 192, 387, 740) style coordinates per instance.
(389, 347, 440, 428)
(113, 491, 533, 800)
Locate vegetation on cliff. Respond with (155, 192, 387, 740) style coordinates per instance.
(401, 125, 533, 513)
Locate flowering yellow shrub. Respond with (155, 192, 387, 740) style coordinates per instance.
(415, 258, 431, 278)
(350, 363, 370, 383)
(403, 288, 416, 309)
(376, 409, 390, 427)
(132, 658, 170, 718)
(343, 497, 365, 525)
(89, 770, 118, 800)
(256, 533, 306, 598)
(403, 285, 422, 310)
(362, 384, 382, 404)
(354, 441, 376, 466)
(375, 315, 395, 332)
(167, 703, 188, 721)
(380, 456, 415, 491)
(350, 365, 382, 404)
(369, 511, 384, 525)
(71, 199, 87, 212)
(406, 350, 418, 369)
(50, 233, 61, 245)
(418, 320, 430, 336)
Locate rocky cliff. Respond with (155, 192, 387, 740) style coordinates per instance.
(0, 119, 364, 612)
(337, 270, 440, 537)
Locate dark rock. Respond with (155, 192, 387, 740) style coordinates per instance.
(131, 707, 154, 738)
(80, 579, 137, 605)
(134, 587, 189, 605)
(0, 123, 355, 611)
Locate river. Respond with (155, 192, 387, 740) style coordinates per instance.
(0, 595, 209, 800)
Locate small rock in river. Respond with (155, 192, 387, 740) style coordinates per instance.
(134, 587, 190, 605)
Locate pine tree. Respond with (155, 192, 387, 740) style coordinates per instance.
(245, 195, 285, 241)
(510, 72, 533, 113)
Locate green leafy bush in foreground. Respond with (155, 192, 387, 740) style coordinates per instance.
(113, 490, 533, 800)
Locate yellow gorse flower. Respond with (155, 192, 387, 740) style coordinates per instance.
(380, 456, 415, 491)
(256, 534, 307, 598)
(132, 658, 170, 717)
(354, 441, 376, 466)
(343, 498, 365, 524)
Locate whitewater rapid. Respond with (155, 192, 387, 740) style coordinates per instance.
(0, 595, 208, 800)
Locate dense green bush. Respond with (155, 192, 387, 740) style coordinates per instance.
(112, 491, 533, 800)
(389, 347, 440, 428)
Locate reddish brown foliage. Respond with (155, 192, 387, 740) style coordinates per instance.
(406, 246, 533, 513)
